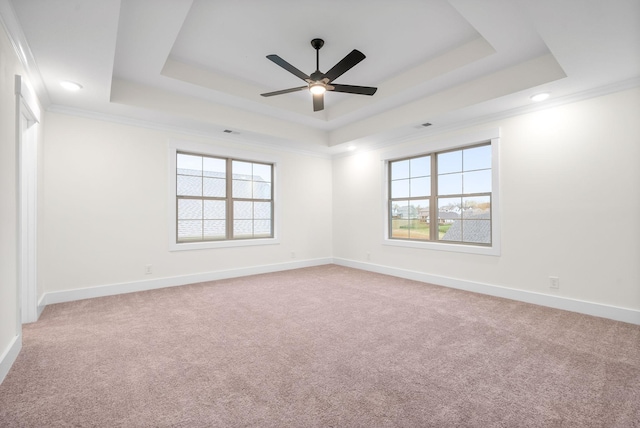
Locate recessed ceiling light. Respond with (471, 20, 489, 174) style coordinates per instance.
(60, 80, 83, 91)
(530, 92, 550, 102)
(347, 145, 356, 151)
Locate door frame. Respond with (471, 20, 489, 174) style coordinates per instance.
(15, 75, 41, 325)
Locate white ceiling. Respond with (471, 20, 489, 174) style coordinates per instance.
(4, 0, 640, 155)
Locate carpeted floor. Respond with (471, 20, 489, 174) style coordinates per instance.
(1, 265, 639, 427)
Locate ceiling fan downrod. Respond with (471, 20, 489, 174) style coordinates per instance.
(311, 38, 324, 73)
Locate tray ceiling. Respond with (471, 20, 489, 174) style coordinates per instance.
(6, 0, 640, 155)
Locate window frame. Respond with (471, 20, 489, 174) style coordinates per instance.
(381, 129, 501, 256)
(168, 140, 280, 251)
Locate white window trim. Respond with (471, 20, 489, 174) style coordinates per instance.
(168, 140, 281, 251)
(380, 128, 501, 256)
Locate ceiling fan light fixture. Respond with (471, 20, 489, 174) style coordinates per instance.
(309, 83, 326, 95)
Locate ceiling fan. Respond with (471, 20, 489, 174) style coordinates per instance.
(260, 38, 377, 112)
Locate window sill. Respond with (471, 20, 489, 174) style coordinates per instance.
(383, 238, 500, 256)
(169, 237, 280, 252)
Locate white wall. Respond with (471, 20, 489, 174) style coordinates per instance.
(41, 112, 333, 294)
(0, 11, 45, 380)
(0, 10, 20, 377)
(41, 88, 640, 318)
(333, 88, 640, 312)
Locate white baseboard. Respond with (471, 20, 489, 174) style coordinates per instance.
(37, 294, 46, 319)
(334, 258, 640, 325)
(38, 257, 639, 326)
(0, 334, 22, 385)
(42, 258, 333, 306)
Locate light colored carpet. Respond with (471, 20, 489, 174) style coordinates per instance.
(1, 265, 638, 427)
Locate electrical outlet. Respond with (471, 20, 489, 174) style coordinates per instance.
(366, 252, 371, 261)
(145, 264, 153, 275)
(291, 252, 296, 259)
(549, 276, 559, 289)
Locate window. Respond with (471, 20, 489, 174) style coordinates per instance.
(176, 152, 273, 242)
(384, 129, 500, 255)
(169, 141, 278, 251)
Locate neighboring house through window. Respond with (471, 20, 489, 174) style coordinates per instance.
(383, 129, 500, 256)
(169, 141, 279, 251)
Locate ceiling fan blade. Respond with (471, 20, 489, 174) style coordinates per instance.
(313, 93, 324, 111)
(331, 84, 377, 96)
(261, 86, 308, 97)
(324, 49, 366, 82)
(266, 55, 310, 82)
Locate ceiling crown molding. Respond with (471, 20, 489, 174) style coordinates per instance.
(46, 104, 333, 160)
(0, 0, 50, 106)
